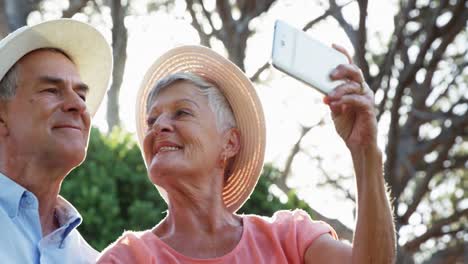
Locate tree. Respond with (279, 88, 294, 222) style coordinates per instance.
(183, 0, 467, 263)
(1, 0, 465, 262)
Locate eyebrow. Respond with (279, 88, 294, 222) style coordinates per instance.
(175, 98, 200, 108)
(39, 75, 89, 94)
(148, 98, 201, 115)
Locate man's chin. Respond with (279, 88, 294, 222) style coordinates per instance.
(47, 144, 87, 167)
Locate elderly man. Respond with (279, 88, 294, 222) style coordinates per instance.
(0, 19, 112, 263)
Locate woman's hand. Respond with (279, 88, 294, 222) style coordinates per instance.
(323, 44, 377, 150)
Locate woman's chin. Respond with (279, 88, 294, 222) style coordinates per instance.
(148, 160, 184, 181)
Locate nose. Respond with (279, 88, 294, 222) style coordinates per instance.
(62, 89, 87, 114)
(151, 114, 174, 134)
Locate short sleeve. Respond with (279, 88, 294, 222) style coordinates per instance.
(270, 209, 338, 262)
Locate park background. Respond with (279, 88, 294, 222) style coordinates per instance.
(0, 0, 466, 263)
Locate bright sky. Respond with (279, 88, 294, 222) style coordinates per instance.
(32, 0, 396, 228)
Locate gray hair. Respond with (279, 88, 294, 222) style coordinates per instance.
(0, 64, 18, 100)
(0, 48, 73, 101)
(146, 72, 237, 131)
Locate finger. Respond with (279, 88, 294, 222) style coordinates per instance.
(332, 94, 375, 113)
(330, 64, 364, 83)
(332, 44, 352, 63)
(327, 81, 362, 101)
(329, 102, 344, 116)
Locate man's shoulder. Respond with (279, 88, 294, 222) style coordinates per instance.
(72, 228, 100, 254)
(59, 228, 99, 263)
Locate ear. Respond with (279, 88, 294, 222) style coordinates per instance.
(0, 102, 9, 137)
(222, 127, 241, 159)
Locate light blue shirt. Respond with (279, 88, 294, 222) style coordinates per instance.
(0, 173, 98, 263)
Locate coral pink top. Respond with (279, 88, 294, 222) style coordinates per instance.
(98, 210, 337, 264)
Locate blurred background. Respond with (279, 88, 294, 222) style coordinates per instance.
(0, 0, 466, 263)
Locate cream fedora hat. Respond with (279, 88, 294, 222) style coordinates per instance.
(0, 19, 112, 116)
(136, 45, 266, 213)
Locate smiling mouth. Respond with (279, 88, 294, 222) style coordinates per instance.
(54, 126, 81, 131)
(157, 146, 182, 154)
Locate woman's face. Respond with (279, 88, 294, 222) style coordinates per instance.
(143, 81, 225, 186)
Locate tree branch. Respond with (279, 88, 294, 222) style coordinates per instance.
(250, 62, 270, 82)
(422, 241, 468, 264)
(316, 169, 356, 202)
(197, 0, 221, 39)
(354, 0, 370, 81)
(186, 0, 212, 47)
(62, 0, 90, 18)
(403, 208, 468, 252)
(328, 0, 356, 47)
(448, 154, 468, 171)
(215, 0, 234, 40)
(372, 0, 416, 115)
(400, 124, 461, 223)
(277, 122, 322, 189)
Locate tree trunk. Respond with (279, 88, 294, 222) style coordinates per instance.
(3, 0, 39, 31)
(0, 0, 40, 37)
(0, 0, 10, 37)
(106, 0, 128, 131)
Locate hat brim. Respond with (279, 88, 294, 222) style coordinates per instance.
(136, 45, 266, 213)
(0, 19, 112, 116)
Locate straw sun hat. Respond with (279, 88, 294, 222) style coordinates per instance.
(0, 19, 112, 116)
(136, 45, 266, 213)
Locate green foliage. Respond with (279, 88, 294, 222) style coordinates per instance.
(61, 128, 317, 251)
(61, 128, 167, 250)
(239, 164, 317, 219)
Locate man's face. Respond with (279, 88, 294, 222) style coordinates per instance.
(1, 49, 91, 168)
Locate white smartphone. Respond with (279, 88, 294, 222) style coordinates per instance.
(271, 20, 348, 95)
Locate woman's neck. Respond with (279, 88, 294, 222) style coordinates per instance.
(152, 171, 243, 258)
(160, 176, 240, 235)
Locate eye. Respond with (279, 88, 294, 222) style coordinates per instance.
(77, 93, 86, 102)
(146, 116, 157, 127)
(42, 88, 59, 94)
(174, 109, 192, 118)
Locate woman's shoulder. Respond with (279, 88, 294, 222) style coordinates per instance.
(97, 230, 157, 263)
(245, 209, 321, 225)
(109, 230, 154, 245)
(240, 209, 337, 262)
(243, 209, 337, 239)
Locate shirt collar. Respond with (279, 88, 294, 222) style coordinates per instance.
(0, 172, 28, 218)
(0, 172, 83, 234)
(55, 196, 82, 231)
(53, 196, 82, 247)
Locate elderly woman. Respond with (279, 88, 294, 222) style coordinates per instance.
(98, 45, 395, 263)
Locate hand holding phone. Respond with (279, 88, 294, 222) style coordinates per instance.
(271, 20, 348, 95)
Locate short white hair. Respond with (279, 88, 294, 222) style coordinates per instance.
(146, 72, 237, 131)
